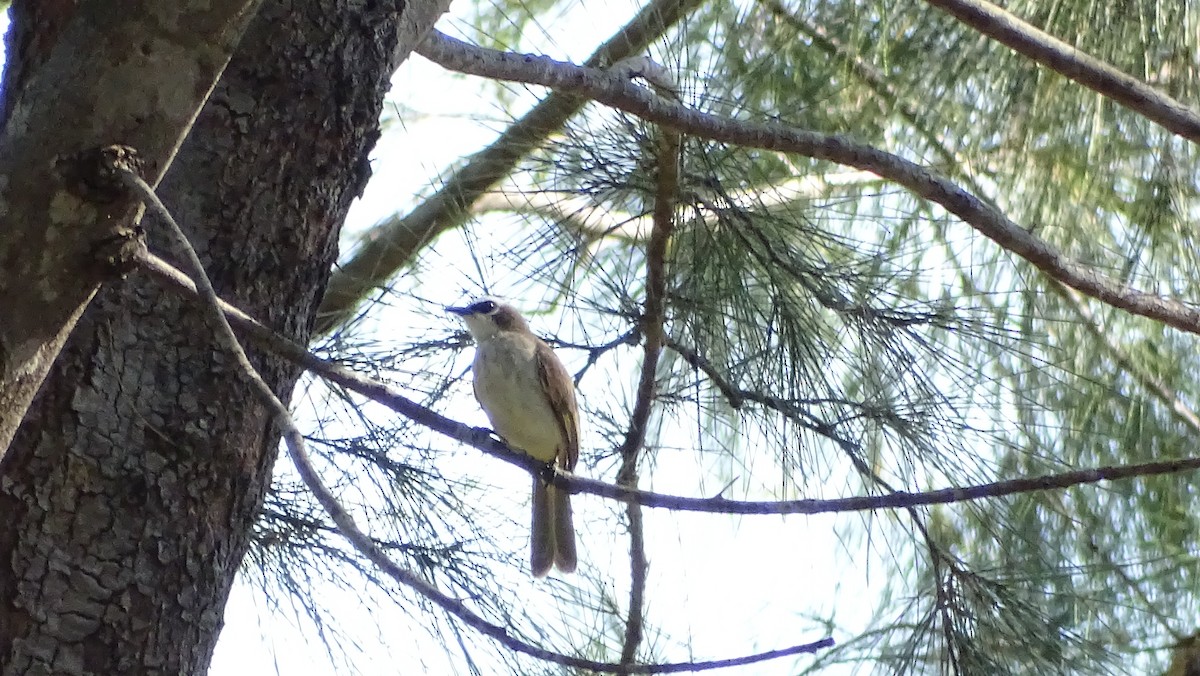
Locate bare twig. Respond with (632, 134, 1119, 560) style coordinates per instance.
(416, 31, 1200, 338)
(124, 178, 831, 673)
(567, 327, 642, 384)
(922, 0, 1200, 144)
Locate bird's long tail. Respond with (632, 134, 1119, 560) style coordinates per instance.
(531, 478, 577, 576)
(552, 484, 577, 573)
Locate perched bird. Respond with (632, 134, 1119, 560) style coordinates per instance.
(447, 298, 579, 576)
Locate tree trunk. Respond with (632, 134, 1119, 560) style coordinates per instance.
(0, 0, 261, 452)
(0, 0, 449, 673)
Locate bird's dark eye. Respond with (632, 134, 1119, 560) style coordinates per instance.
(470, 300, 497, 314)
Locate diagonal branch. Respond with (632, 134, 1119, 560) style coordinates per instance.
(921, 0, 1200, 144)
(1056, 283, 1200, 435)
(779, 8, 1200, 471)
(314, 0, 704, 335)
(141, 251, 1200, 518)
(416, 31, 1200, 337)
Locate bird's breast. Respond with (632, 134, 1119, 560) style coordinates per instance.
(473, 336, 562, 462)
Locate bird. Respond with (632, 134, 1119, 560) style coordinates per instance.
(446, 298, 578, 577)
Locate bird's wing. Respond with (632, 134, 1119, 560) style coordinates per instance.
(535, 340, 580, 471)
(471, 366, 482, 405)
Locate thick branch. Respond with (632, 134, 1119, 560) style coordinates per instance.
(922, 0, 1200, 144)
(780, 0, 1200, 436)
(417, 31, 1200, 337)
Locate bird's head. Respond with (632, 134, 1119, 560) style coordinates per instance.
(446, 297, 531, 340)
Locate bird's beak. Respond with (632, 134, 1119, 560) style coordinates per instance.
(445, 305, 473, 317)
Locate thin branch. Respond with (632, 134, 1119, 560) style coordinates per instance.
(619, 501, 648, 669)
(314, 0, 704, 335)
(619, 118, 681, 462)
(564, 327, 642, 384)
(614, 115, 682, 669)
(139, 240, 1200, 662)
(416, 31, 1200, 338)
(921, 0, 1200, 144)
(139, 252, 1200, 518)
(124, 180, 831, 673)
(1056, 283, 1200, 436)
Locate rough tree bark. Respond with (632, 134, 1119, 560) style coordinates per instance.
(0, 0, 262, 452)
(0, 0, 450, 673)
